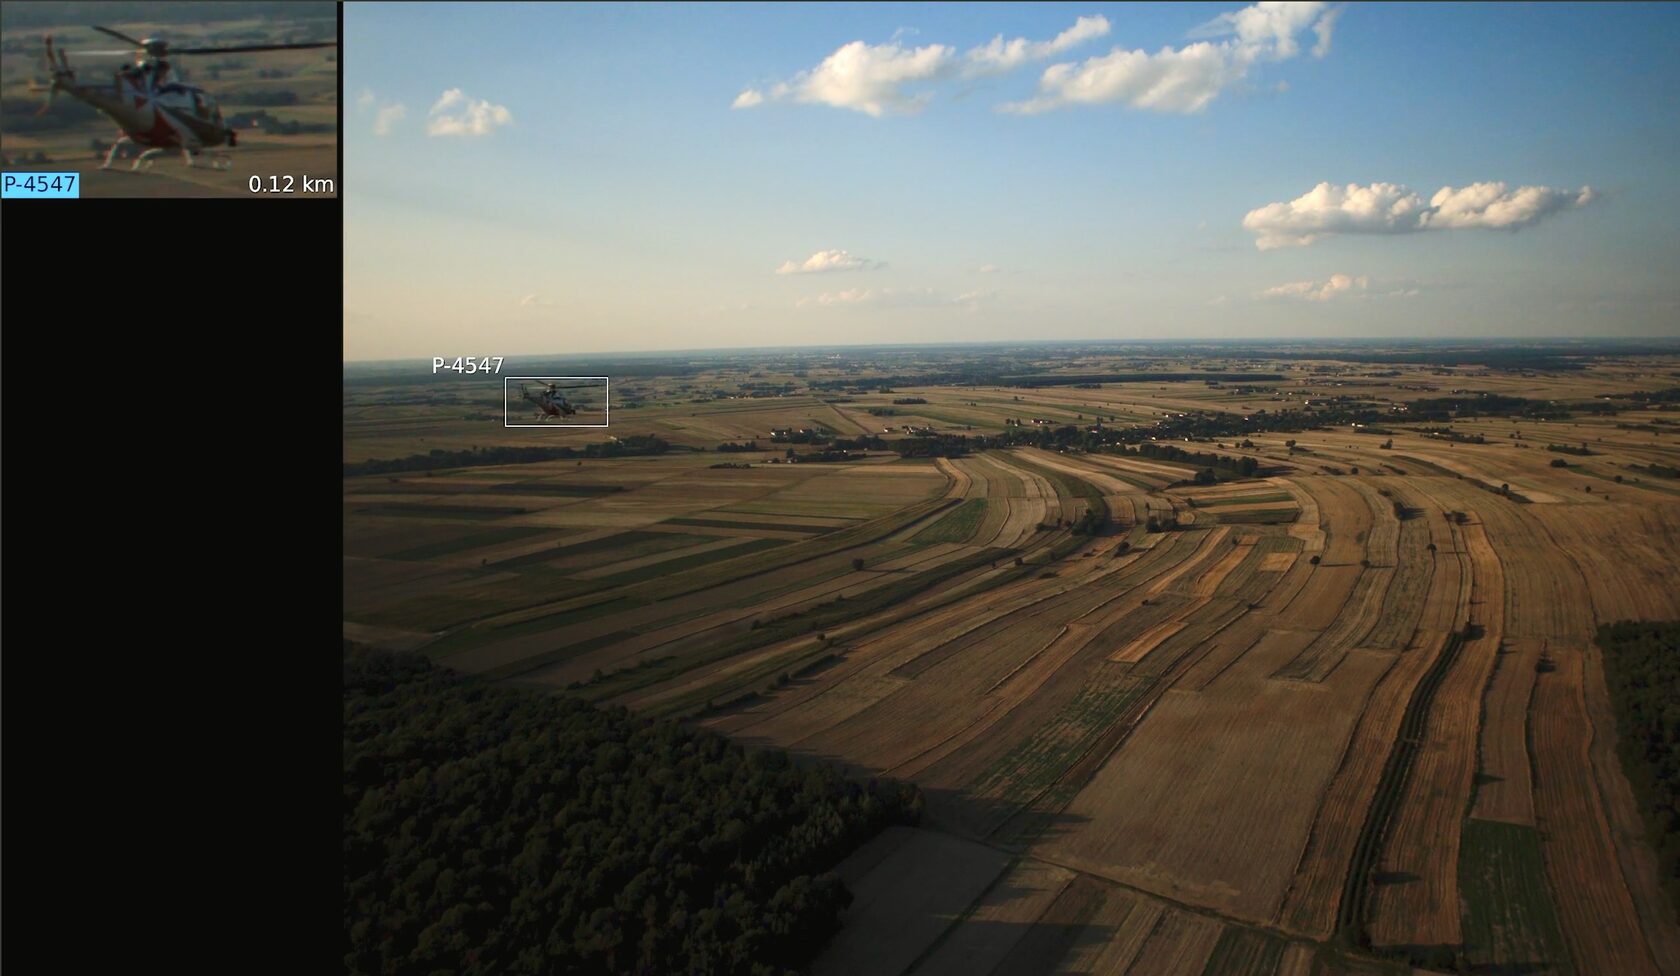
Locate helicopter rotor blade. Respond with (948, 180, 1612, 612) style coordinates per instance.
(92, 25, 145, 46)
(170, 41, 337, 54)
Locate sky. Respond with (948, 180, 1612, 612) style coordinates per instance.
(342, 2, 1680, 360)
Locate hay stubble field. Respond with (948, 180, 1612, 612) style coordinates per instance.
(345, 344, 1680, 975)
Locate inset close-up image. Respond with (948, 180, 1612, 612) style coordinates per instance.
(0, 0, 337, 198)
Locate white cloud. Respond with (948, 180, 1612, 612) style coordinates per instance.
(1190, 1, 1330, 60)
(798, 287, 990, 308)
(758, 39, 957, 116)
(776, 249, 885, 274)
(427, 88, 513, 137)
(978, 263, 1000, 273)
(520, 294, 555, 307)
(1243, 180, 1599, 249)
(735, 16, 1108, 116)
(1312, 6, 1343, 58)
(964, 15, 1111, 76)
(1260, 273, 1370, 301)
(373, 103, 406, 137)
(1002, 41, 1237, 114)
(1003, 2, 1339, 115)
(357, 88, 376, 110)
(1421, 182, 1599, 230)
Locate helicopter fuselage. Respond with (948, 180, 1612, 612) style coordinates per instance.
(64, 71, 228, 149)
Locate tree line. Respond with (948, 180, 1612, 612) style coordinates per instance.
(344, 644, 923, 975)
(1596, 621, 1680, 916)
(344, 437, 671, 477)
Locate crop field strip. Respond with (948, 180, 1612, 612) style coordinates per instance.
(1277, 499, 1468, 941)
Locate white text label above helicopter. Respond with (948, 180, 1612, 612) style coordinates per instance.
(434, 357, 505, 374)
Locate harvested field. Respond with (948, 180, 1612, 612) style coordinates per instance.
(811, 827, 1011, 976)
(908, 859, 1075, 976)
(1470, 637, 1544, 825)
(1368, 521, 1505, 948)
(1040, 631, 1392, 926)
(1123, 908, 1223, 976)
(1530, 649, 1662, 976)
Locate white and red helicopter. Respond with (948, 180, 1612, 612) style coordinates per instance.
(514, 381, 588, 421)
(30, 26, 335, 172)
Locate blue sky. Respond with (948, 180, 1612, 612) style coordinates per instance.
(343, 2, 1680, 359)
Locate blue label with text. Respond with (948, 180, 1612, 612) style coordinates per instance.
(2, 173, 80, 199)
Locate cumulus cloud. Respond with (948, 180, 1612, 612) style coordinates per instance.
(373, 104, 407, 137)
(519, 294, 555, 307)
(978, 263, 1000, 273)
(798, 287, 990, 309)
(1189, 1, 1332, 60)
(1260, 273, 1370, 301)
(964, 15, 1111, 76)
(741, 39, 955, 117)
(1003, 1, 1339, 114)
(734, 16, 1109, 116)
(1421, 182, 1599, 230)
(1311, 6, 1343, 57)
(1002, 41, 1236, 114)
(1243, 180, 1599, 249)
(359, 89, 407, 135)
(427, 88, 513, 137)
(775, 249, 885, 275)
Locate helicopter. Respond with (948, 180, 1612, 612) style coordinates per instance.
(518, 382, 593, 421)
(27, 26, 336, 172)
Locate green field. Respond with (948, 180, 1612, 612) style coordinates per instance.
(911, 497, 988, 544)
(1458, 818, 1575, 975)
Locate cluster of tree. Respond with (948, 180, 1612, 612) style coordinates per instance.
(1595, 622, 1680, 914)
(893, 434, 971, 458)
(233, 89, 300, 107)
(1550, 458, 1572, 468)
(1614, 387, 1680, 403)
(830, 435, 889, 452)
(0, 94, 98, 132)
(716, 441, 763, 452)
(1630, 462, 1680, 479)
(344, 644, 924, 976)
(1119, 442, 1260, 480)
(1407, 394, 1569, 421)
(345, 437, 671, 477)
(1069, 508, 1107, 535)
(866, 408, 898, 417)
(891, 397, 928, 405)
(996, 372, 1284, 387)
(1412, 426, 1486, 443)
(1546, 443, 1596, 456)
(784, 449, 861, 464)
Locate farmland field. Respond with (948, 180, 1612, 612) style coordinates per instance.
(345, 342, 1680, 975)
